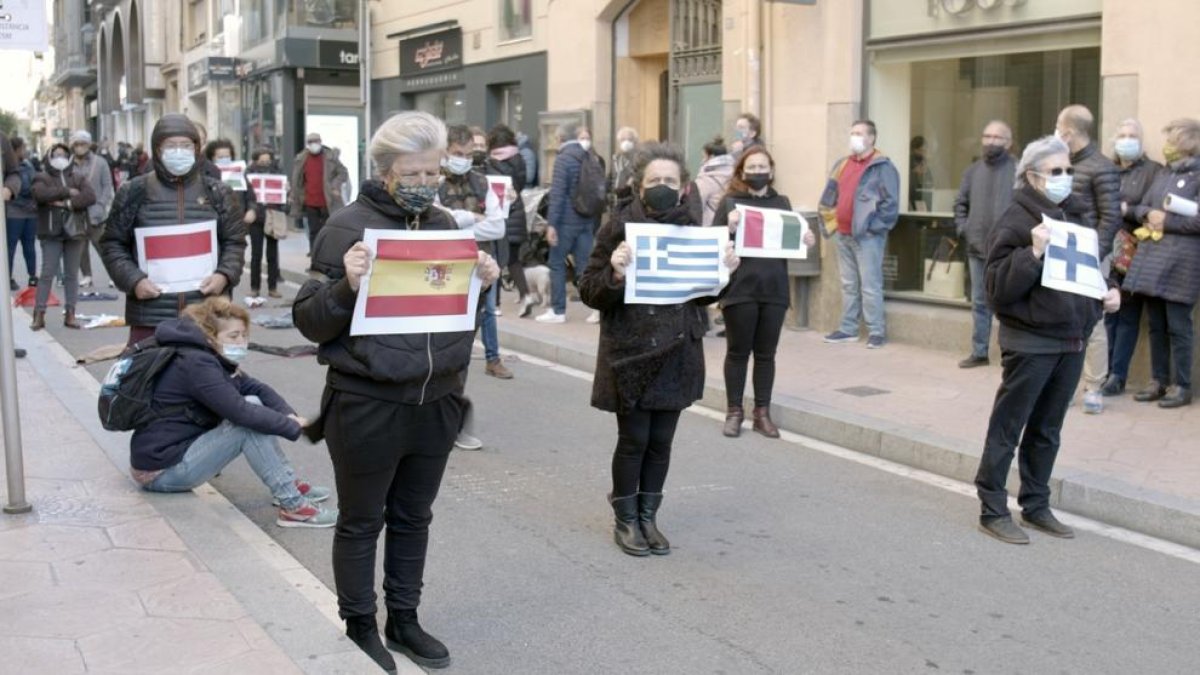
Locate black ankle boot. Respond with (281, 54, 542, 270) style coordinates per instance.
(345, 615, 396, 673)
(385, 610, 451, 669)
(609, 493, 650, 556)
(638, 492, 670, 555)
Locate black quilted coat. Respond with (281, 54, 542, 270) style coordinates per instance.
(1123, 156, 1200, 305)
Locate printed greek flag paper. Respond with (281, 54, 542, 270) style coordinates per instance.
(624, 223, 729, 305)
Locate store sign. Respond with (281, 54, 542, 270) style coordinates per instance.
(187, 57, 239, 93)
(318, 41, 360, 69)
(929, 0, 1026, 16)
(400, 28, 463, 77)
(398, 69, 463, 93)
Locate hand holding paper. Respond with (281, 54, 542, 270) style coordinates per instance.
(344, 242, 373, 291)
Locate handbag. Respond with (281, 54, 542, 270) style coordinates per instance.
(923, 237, 966, 299)
(1113, 229, 1137, 275)
(265, 209, 289, 240)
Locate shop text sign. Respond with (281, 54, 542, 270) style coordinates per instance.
(0, 0, 48, 52)
(400, 28, 463, 77)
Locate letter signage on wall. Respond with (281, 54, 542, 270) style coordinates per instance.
(399, 28, 463, 77)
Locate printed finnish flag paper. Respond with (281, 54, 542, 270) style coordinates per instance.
(247, 174, 288, 205)
(735, 204, 810, 259)
(351, 228, 482, 336)
(219, 160, 248, 192)
(624, 223, 729, 306)
(134, 221, 219, 294)
(485, 175, 513, 220)
(1040, 216, 1107, 300)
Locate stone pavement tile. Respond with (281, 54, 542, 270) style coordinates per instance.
(0, 560, 54, 601)
(82, 473, 146, 497)
(0, 636, 85, 675)
(140, 572, 247, 621)
(0, 523, 111, 562)
(53, 547, 199, 593)
(187, 646, 303, 675)
(22, 477, 90, 499)
(77, 616, 253, 674)
(21, 492, 158, 528)
(0, 586, 145, 639)
(108, 516, 189, 551)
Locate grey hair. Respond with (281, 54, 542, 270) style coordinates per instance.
(1114, 118, 1144, 139)
(370, 111, 447, 179)
(1163, 118, 1200, 157)
(616, 126, 639, 142)
(1014, 135, 1070, 189)
(557, 122, 580, 143)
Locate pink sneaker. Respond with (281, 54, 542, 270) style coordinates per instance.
(276, 502, 338, 528)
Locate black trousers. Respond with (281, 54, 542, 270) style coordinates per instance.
(612, 408, 682, 497)
(723, 302, 788, 407)
(304, 206, 330, 251)
(324, 390, 464, 619)
(247, 222, 280, 292)
(506, 241, 530, 298)
(1145, 297, 1194, 389)
(975, 350, 1085, 521)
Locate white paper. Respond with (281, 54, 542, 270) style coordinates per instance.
(246, 173, 289, 205)
(624, 223, 729, 306)
(1164, 193, 1198, 218)
(350, 228, 482, 336)
(1040, 216, 1107, 300)
(220, 161, 248, 192)
(485, 175, 513, 221)
(734, 204, 810, 260)
(134, 221, 219, 294)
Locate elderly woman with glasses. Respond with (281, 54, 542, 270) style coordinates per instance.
(294, 111, 499, 672)
(973, 135, 1120, 546)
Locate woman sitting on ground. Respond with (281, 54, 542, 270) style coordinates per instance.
(130, 296, 336, 528)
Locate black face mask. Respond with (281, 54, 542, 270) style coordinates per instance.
(643, 185, 679, 213)
(983, 144, 1007, 161)
(744, 172, 772, 191)
(472, 150, 487, 167)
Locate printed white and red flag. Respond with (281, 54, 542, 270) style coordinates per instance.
(134, 221, 219, 293)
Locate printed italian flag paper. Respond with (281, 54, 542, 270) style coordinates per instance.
(219, 160, 248, 192)
(134, 221, 219, 294)
(351, 228, 482, 336)
(247, 174, 289, 205)
(735, 204, 810, 259)
(485, 175, 513, 221)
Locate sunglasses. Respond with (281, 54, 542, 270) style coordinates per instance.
(1037, 167, 1075, 177)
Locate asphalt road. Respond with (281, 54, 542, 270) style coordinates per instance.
(28, 251, 1200, 674)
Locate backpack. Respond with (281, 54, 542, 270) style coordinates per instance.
(571, 151, 608, 218)
(98, 338, 193, 431)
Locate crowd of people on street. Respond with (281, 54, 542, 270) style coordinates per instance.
(4, 92, 1199, 671)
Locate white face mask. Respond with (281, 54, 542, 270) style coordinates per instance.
(579, 139, 592, 152)
(49, 157, 71, 171)
(215, 157, 233, 166)
(307, 142, 323, 155)
(619, 140, 635, 154)
(850, 134, 869, 156)
(1114, 137, 1141, 162)
(444, 155, 473, 175)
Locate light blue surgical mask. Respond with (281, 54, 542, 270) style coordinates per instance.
(444, 155, 473, 175)
(222, 343, 249, 364)
(1114, 138, 1142, 162)
(1039, 173, 1074, 204)
(215, 157, 233, 166)
(161, 148, 195, 177)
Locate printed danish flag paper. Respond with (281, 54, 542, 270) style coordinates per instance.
(247, 174, 289, 205)
(735, 204, 810, 259)
(485, 175, 513, 220)
(134, 221, 219, 293)
(351, 229, 482, 336)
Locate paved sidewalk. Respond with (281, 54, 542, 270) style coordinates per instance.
(0, 318, 388, 673)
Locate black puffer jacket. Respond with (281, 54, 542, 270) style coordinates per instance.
(31, 147, 96, 240)
(1067, 142, 1121, 260)
(100, 114, 245, 327)
(293, 181, 475, 409)
(986, 186, 1102, 347)
(486, 151, 528, 244)
(1116, 155, 1163, 229)
(1122, 156, 1200, 305)
(580, 198, 712, 414)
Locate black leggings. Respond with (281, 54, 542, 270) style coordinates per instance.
(612, 408, 682, 497)
(507, 241, 530, 298)
(723, 302, 788, 407)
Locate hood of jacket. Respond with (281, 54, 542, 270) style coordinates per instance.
(150, 113, 202, 184)
(701, 154, 735, 173)
(154, 317, 236, 370)
(42, 143, 72, 179)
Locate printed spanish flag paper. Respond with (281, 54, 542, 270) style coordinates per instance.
(134, 221, 218, 293)
(351, 228, 482, 336)
(734, 204, 810, 260)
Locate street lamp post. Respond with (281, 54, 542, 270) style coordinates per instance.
(0, 150, 32, 515)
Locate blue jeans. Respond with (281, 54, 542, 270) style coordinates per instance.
(968, 256, 993, 358)
(550, 225, 594, 314)
(6, 216, 36, 281)
(834, 232, 887, 339)
(143, 398, 304, 510)
(1105, 291, 1144, 382)
(482, 282, 500, 362)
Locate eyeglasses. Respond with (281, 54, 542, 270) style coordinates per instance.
(161, 142, 195, 152)
(1037, 167, 1075, 177)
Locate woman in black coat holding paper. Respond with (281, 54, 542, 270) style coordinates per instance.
(580, 142, 739, 557)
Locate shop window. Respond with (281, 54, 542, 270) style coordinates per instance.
(873, 47, 1100, 303)
(185, 0, 207, 48)
(285, 0, 357, 30)
(499, 0, 533, 42)
(413, 90, 467, 126)
(211, 0, 234, 38)
(243, 74, 284, 160)
(242, 0, 272, 48)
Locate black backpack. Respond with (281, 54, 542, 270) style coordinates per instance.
(571, 151, 607, 218)
(98, 338, 192, 431)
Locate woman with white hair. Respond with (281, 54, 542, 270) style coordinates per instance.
(974, 136, 1120, 546)
(293, 111, 500, 671)
(1122, 118, 1200, 409)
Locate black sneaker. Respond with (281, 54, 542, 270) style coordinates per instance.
(1021, 511, 1075, 539)
(979, 516, 1030, 544)
(958, 355, 989, 368)
(1100, 375, 1125, 397)
(385, 612, 450, 669)
(27, 277, 36, 288)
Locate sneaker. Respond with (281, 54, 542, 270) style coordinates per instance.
(268, 289, 283, 299)
(1021, 510, 1075, 539)
(586, 310, 601, 324)
(535, 309, 566, 324)
(272, 480, 332, 507)
(823, 330, 858, 344)
(958, 355, 989, 369)
(866, 336, 887, 349)
(485, 359, 514, 379)
(107, 279, 115, 288)
(519, 296, 536, 318)
(454, 431, 483, 450)
(979, 516, 1030, 545)
(1082, 391, 1103, 415)
(79, 275, 93, 288)
(276, 501, 338, 528)
(1099, 375, 1125, 397)
(493, 307, 503, 317)
(28, 277, 37, 288)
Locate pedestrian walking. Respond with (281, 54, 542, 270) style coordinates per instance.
(580, 142, 739, 556)
(1103, 119, 1163, 396)
(485, 123, 536, 317)
(205, 139, 260, 294)
(695, 137, 735, 228)
(293, 111, 499, 672)
(954, 120, 1016, 368)
(247, 148, 284, 298)
(819, 119, 900, 349)
(100, 113, 247, 346)
(975, 135, 1120, 545)
(29, 144, 96, 330)
(69, 130, 114, 289)
(517, 130, 538, 186)
(131, 297, 336, 526)
(1122, 118, 1200, 409)
(5, 136, 38, 291)
(715, 146, 814, 439)
(290, 132, 349, 256)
